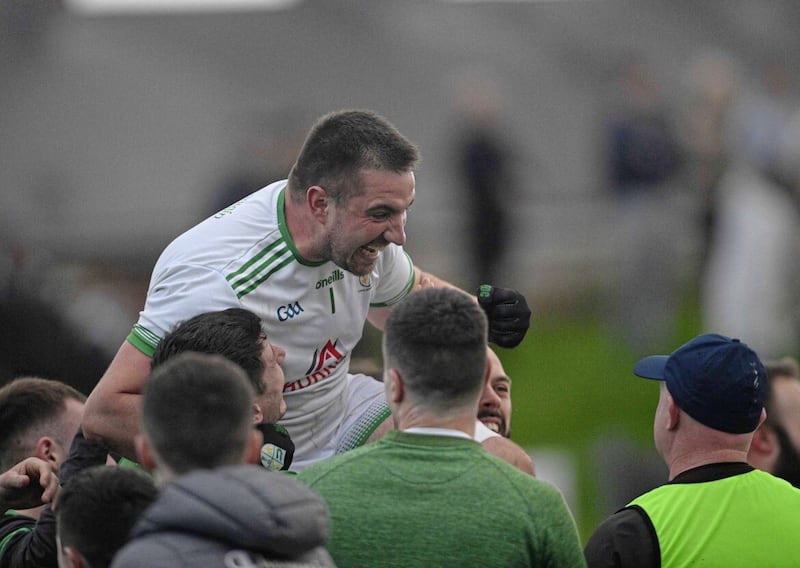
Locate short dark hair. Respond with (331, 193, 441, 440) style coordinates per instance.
(0, 377, 86, 470)
(383, 288, 488, 409)
(142, 352, 255, 475)
(288, 109, 420, 204)
(764, 356, 800, 425)
(56, 465, 157, 568)
(152, 308, 266, 395)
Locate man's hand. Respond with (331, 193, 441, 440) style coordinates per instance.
(0, 457, 59, 510)
(477, 285, 531, 348)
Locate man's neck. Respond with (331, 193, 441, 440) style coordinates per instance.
(282, 188, 320, 261)
(668, 448, 750, 481)
(397, 412, 476, 438)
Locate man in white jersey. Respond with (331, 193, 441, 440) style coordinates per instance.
(82, 109, 531, 471)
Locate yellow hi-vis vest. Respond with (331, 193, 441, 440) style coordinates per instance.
(629, 469, 800, 567)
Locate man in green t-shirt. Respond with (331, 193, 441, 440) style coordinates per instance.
(299, 288, 585, 567)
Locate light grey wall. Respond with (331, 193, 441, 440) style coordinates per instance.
(2, 0, 799, 293)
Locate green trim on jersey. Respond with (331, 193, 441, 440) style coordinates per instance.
(0, 511, 32, 559)
(277, 188, 326, 267)
(127, 324, 159, 357)
(370, 256, 415, 308)
(226, 237, 295, 299)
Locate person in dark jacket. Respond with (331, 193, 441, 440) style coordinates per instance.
(111, 352, 334, 567)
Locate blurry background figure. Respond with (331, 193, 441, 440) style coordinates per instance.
(208, 105, 309, 215)
(603, 57, 683, 355)
(449, 67, 519, 287)
(702, 60, 800, 359)
(748, 357, 800, 488)
(677, 50, 739, 282)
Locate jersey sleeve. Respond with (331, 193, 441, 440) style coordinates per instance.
(369, 246, 415, 308)
(0, 510, 56, 568)
(128, 263, 242, 357)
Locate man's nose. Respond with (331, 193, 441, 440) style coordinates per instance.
(384, 212, 407, 246)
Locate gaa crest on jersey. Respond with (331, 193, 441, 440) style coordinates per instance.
(260, 443, 287, 471)
(359, 274, 372, 289)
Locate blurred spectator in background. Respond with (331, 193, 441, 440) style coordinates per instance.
(450, 68, 519, 287)
(0, 243, 111, 394)
(603, 57, 683, 355)
(702, 60, 800, 359)
(208, 105, 308, 215)
(748, 357, 800, 488)
(677, 49, 739, 281)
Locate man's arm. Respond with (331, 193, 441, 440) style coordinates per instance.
(481, 437, 535, 475)
(584, 506, 659, 568)
(82, 341, 153, 460)
(367, 268, 466, 331)
(368, 268, 530, 349)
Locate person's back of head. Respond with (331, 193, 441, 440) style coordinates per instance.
(750, 356, 800, 486)
(137, 352, 260, 481)
(383, 288, 488, 417)
(0, 377, 86, 472)
(634, 333, 768, 472)
(288, 109, 420, 205)
(55, 464, 157, 568)
(151, 308, 266, 397)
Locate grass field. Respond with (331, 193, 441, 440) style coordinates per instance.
(501, 293, 703, 541)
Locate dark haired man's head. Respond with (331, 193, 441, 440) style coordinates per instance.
(56, 465, 158, 568)
(383, 288, 488, 418)
(750, 357, 800, 487)
(137, 352, 262, 483)
(0, 377, 85, 471)
(288, 109, 420, 206)
(151, 308, 286, 424)
(152, 308, 265, 393)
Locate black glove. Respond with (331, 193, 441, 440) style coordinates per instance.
(477, 285, 531, 348)
(256, 423, 295, 471)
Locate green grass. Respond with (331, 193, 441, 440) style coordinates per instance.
(500, 293, 703, 541)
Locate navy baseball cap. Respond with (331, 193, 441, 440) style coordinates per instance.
(633, 333, 766, 434)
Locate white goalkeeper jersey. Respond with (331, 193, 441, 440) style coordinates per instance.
(128, 180, 415, 463)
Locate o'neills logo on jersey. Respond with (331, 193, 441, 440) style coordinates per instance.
(315, 269, 344, 289)
(284, 339, 345, 393)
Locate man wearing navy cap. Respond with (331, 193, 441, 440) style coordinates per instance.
(584, 333, 800, 568)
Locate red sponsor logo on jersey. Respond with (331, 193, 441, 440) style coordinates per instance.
(283, 339, 345, 393)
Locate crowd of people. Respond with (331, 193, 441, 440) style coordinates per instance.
(2, 109, 800, 567)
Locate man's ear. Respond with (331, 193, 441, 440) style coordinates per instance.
(751, 423, 777, 456)
(135, 434, 157, 472)
(34, 437, 58, 468)
(252, 403, 264, 425)
(386, 368, 404, 404)
(307, 186, 330, 222)
(62, 546, 87, 568)
(245, 428, 263, 465)
(666, 394, 681, 431)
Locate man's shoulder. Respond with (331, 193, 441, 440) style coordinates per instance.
(297, 443, 380, 485)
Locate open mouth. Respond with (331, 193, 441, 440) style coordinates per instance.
(481, 418, 502, 433)
(359, 244, 383, 260)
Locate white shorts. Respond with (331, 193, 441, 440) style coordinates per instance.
(290, 373, 389, 472)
